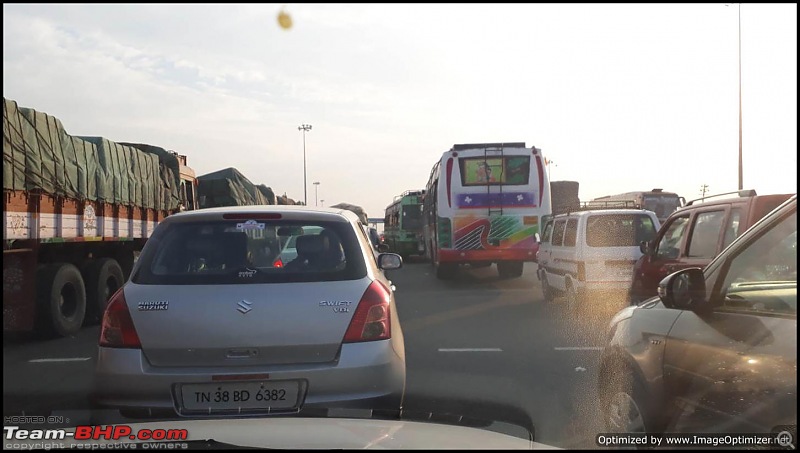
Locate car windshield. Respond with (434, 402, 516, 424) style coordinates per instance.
(3, 3, 796, 450)
(721, 210, 797, 315)
(136, 221, 361, 283)
(284, 226, 324, 249)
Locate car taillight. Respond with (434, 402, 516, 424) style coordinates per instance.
(343, 281, 392, 343)
(99, 288, 141, 348)
(273, 258, 284, 268)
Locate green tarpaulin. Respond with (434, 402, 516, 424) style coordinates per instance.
(3, 97, 180, 211)
(197, 167, 273, 208)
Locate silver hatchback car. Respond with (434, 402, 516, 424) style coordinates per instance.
(92, 206, 406, 418)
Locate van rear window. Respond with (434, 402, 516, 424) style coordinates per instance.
(586, 214, 657, 247)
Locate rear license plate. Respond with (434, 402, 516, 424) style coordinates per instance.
(180, 381, 300, 412)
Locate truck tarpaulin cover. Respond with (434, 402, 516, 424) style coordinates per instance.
(331, 203, 369, 224)
(2, 97, 181, 211)
(256, 184, 277, 205)
(196, 167, 273, 208)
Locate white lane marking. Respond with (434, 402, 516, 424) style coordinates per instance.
(438, 348, 503, 352)
(28, 357, 91, 363)
(554, 346, 604, 351)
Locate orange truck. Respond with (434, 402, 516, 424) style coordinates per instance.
(3, 98, 198, 337)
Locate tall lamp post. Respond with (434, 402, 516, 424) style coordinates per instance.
(737, 3, 743, 190)
(313, 181, 320, 206)
(545, 157, 556, 181)
(298, 124, 312, 205)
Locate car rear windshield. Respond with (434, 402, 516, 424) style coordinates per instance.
(132, 219, 367, 285)
(586, 214, 657, 247)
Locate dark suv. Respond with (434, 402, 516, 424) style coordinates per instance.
(599, 194, 796, 435)
(629, 190, 793, 302)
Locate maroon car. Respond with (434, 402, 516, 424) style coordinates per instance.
(630, 190, 793, 303)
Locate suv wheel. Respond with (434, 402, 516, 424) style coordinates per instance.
(600, 363, 670, 434)
(566, 281, 581, 313)
(606, 385, 647, 433)
(541, 273, 555, 302)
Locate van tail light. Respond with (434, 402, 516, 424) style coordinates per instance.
(273, 258, 284, 268)
(99, 288, 141, 348)
(343, 281, 392, 343)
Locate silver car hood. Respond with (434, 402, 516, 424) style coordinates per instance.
(37, 417, 559, 449)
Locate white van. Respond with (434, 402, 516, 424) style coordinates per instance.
(535, 208, 660, 309)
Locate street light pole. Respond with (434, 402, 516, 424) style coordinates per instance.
(313, 181, 320, 206)
(545, 158, 555, 181)
(320, 199, 325, 207)
(737, 3, 743, 190)
(298, 124, 312, 205)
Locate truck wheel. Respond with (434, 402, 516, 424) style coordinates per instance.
(497, 261, 524, 279)
(37, 263, 87, 337)
(84, 258, 124, 322)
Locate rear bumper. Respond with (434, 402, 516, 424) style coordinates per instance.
(438, 248, 537, 263)
(91, 340, 406, 416)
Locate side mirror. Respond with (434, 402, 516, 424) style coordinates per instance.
(377, 243, 391, 253)
(657, 268, 707, 311)
(535, 233, 541, 244)
(378, 253, 403, 270)
(639, 240, 649, 255)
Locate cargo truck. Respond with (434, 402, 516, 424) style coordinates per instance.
(3, 98, 198, 337)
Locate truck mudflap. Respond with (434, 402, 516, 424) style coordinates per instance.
(3, 249, 37, 332)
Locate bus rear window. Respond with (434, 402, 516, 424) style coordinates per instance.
(459, 156, 530, 186)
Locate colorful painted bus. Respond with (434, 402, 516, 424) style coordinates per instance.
(422, 142, 551, 279)
(383, 190, 426, 259)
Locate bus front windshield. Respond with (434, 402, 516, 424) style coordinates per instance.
(643, 195, 682, 220)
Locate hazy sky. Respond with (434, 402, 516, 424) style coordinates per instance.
(3, 3, 797, 218)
